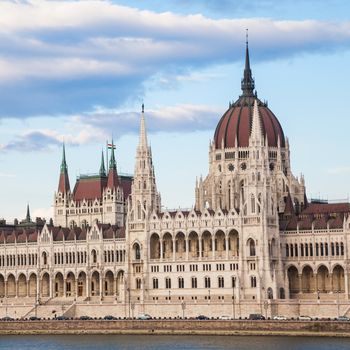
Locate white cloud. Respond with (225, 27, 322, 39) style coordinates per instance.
(1, 103, 221, 151)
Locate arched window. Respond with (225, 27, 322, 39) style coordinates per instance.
(178, 277, 184, 289)
(136, 278, 141, 289)
(251, 195, 255, 214)
(165, 277, 171, 289)
(133, 243, 141, 260)
(91, 249, 97, 264)
(42, 252, 48, 265)
(218, 276, 224, 288)
(250, 276, 257, 288)
(153, 278, 158, 289)
(248, 239, 256, 257)
(191, 277, 197, 288)
(267, 287, 273, 299)
(204, 276, 211, 288)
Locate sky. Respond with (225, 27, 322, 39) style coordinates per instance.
(0, 0, 350, 222)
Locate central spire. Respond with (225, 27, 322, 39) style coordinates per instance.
(60, 143, 68, 173)
(241, 29, 255, 97)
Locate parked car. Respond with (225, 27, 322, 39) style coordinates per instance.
(219, 315, 231, 320)
(195, 315, 209, 320)
(337, 315, 350, 321)
(298, 315, 312, 321)
(249, 314, 265, 320)
(137, 314, 152, 320)
(79, 315, 93, 320)
(104, 315, 117, 320)
(29, 316, 40, 321)
(273, 315, 287, 320)
(56, 315, 69, 320)
(0, 316, 14, 321)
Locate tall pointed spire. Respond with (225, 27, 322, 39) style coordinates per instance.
(58, 143, 70, 193)
(26, 203, 31, 222)
(107, 139, 119, 188)
(139, 103, 148, 148)
(99, 150, 106, 176)
(241, 29, 255, 96)
(109, 139, 116, 170)
(60, 143, 68, 173)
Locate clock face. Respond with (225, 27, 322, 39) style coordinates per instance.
(240, 162, 247, 171)
(228, 164, 234, 172)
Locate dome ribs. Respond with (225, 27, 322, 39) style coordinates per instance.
(226, 106, 240, 148)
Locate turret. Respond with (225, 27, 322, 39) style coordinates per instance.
(107, 140, 119, 189)
(57, 143, 70, 194)
(130, 104, 161, 221)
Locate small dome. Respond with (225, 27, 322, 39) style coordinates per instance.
(214, 41, 285, 149)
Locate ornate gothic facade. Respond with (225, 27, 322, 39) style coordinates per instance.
(0, 44, 349, 319)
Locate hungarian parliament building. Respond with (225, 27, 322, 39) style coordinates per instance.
(0, 43, 349, 319)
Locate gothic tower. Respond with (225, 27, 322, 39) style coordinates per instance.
(127, 105, 161, 308)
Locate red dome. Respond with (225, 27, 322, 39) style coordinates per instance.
(214, 96, 285, 149)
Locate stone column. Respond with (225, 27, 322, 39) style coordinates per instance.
(114, 277, 118, 297)
(15, 280, 18, 298)
(75, 279, 78, 299)
(37, 275, 40, 299)
(63, 278, 67, 297)
(212, 237, 215, 259)
(344, 272, 349, 298)
(329, 273, 333, 292)
(50, 277, 54, 298)
(172, 239, 176, 261)
(198, 236, 202, 259)
(225, 235, 229, 260)
(185, 238, 189, 261)
(4, 281, 7, 298)
(26, 278, 29, 297)
(86, 274, 90, 298)
(100, 274, 103, 298)
(160, 239, 163, 261)
(298, 274, 302, 293)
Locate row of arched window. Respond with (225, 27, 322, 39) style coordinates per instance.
(151, 276, 237, 289)
(0, 253, 38, 267)
(286, 241, 344, 258)
(104, 249, 126, 263)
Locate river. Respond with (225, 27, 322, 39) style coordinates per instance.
(0, 335, 349, 350)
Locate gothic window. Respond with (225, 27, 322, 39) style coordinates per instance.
(178, 277, 184, 289)
(251, 195, 255, 214)
(153, 278, 158, 289)
(91, 249, 97, 264)
(204, 276, 211, 288)
(248, 239, 256, 257)
(133, 243, 141, 260)
(341, 242, 344, 256)
(165, 277, 171, 289)
(250, 276, 257, 288)
(218, 276, 224, 288)
(191, 277, 197, 288)
(286, 244, 289, 257)
(136, 278, 141, 289)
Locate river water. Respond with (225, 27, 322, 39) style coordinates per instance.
(0, 335, 349, 350)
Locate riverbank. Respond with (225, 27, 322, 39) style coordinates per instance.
(0, 320, 350, 337)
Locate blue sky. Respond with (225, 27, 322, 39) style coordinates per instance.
(0, 0, 350, 221)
